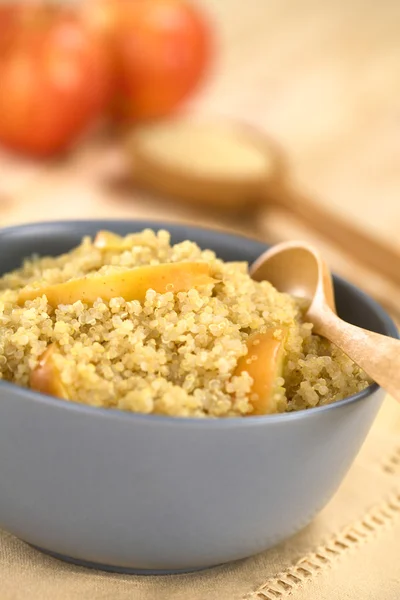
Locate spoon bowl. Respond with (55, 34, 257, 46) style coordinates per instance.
(251, 240, 336, 313)
(251, 241, 400, 403)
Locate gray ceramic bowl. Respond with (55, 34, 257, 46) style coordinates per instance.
(0, 220, 397, 574)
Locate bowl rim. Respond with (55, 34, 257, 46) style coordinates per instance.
(0, 218, 398, 428)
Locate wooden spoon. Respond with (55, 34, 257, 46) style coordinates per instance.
(250, 241, 400, 403)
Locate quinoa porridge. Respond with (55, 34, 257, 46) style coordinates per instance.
(0, 229, 370, 417)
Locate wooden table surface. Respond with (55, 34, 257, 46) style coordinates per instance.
(0, 0, 399, 293)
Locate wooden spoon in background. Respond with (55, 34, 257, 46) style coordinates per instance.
(125, 116, 400, 287)
(250, 241, 400, 403)
(125, 117, 280, 209)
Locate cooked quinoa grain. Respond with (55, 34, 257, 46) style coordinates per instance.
(0, 229, 371, 417)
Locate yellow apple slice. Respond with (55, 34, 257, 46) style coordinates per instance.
(30, 344, 68, 399)
(233, 327, 287, 415)
(94, 230, 131, 251)
(18, 262, 215, 307)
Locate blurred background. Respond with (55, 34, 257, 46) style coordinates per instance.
(0, 0, 399, 317)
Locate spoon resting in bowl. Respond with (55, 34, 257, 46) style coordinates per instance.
(250, 241, 400, 403)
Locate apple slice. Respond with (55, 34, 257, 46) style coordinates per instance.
(30, 344, 68, 399)
(234, 327, 287, 415)
(94, 230, 131, 251)
(18, 262, 215, 307)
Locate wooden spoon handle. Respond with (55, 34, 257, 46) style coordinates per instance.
(313, 308, 400, 402)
